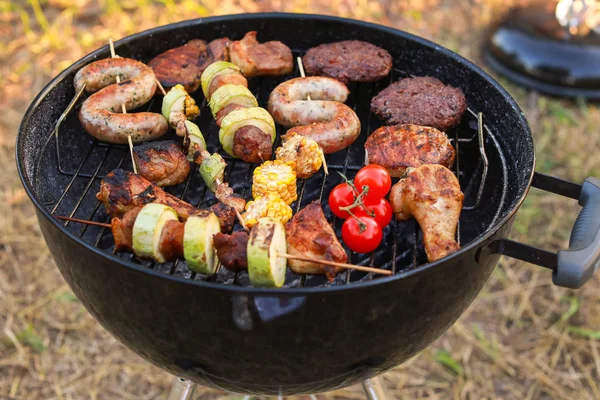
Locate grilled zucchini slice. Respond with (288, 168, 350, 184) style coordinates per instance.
(247, 217, 287, 287)
(184, 210, 221, 274)
(209, 84, 258, 117)
(132, 204, 178, 263)
(201, 61, 242, 100)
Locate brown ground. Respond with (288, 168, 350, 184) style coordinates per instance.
(2, 0, 600, 399)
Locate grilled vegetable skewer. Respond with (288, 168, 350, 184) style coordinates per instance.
(57, 205, 391, 287)
(201, 61, 276, 163)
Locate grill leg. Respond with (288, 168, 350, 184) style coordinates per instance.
(361, 377, 389, 400)
(167, 377, 196, 400)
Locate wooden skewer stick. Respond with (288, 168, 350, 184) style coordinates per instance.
(56, 215, 111, 228)
(296, 56, 311, 101)
(109, 38, 138, 174)
(54, 216, 389, 276)
(215, 177, 248, 230)
(296, 56, 328, 175)
(276, 253, 392, 276)
(155, 79, 167, 96)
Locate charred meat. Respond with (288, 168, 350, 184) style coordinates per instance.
(285, 201, 347, 280)
(132, 141, 190, 187)
(213, 231, 249, 272)
(230, 31, 293, 77)
(97, 168, 236, 233)
(148, 38, 230, 93)
(365, 124, 455, 178)
(302, 40, 392, 83)
(371, 76, 467, 131)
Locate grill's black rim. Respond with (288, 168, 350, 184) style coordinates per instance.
(16, 12, 536, 295)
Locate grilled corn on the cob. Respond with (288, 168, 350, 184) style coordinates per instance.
(275, 132, 324, 179)
(242, 193, 293, 228)
(252, 160, 297, 205)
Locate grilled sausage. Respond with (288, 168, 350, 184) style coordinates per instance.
(267, 77, 360, 154)
(207, 69, 248, 99)
(232, 126, 273, 163)
(76, 58, 168, 144)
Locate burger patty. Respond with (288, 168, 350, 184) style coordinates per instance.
(370, 76, 467, 131)
(302, 40, 392, 83)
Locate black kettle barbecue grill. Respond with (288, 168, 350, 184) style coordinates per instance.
(16, 13, 600, 398)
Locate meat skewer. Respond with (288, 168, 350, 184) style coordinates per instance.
(56, 212, 392, 279)
(96, 168, 238, 233)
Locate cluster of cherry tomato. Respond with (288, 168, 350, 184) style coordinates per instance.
(328, 164, 392, 253)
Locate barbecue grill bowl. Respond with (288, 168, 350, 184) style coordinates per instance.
(17, 13, 552, 396)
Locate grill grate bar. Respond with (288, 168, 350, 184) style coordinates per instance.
(463, 111, 489, 211)
(50, 140, 99, 215)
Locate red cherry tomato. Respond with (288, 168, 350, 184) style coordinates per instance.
(354, 197, 393, 228)
(328, 183, 356, 219)
(342, 216, 382, 253)
(354, 164, 392, 200)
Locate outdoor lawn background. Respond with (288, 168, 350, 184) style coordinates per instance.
(1, 0, 600, 398)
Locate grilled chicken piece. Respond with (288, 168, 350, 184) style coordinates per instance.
(389, 164, 464, 262)
(229, 31, 293, 77)
(148, 38, 230, 93)
(285, 201, 347, 280)
(133, 141, 190, 187)
(213, 231, 249, 272)
(365, 124, 455, 178)
(111, 207, 142, 253)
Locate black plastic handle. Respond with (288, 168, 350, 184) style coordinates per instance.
(555, 177, 600, 288)
(489, 173, 600, 289)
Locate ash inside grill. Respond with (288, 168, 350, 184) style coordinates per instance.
(34, 50, 508, 288)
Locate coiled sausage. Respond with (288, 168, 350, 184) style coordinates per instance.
(75, 58, 168, 144)
(267, 77, 361, 154)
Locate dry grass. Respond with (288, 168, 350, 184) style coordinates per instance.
(1, 0, 600, 399)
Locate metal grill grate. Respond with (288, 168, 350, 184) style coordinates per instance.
(35, 51, 502, 288)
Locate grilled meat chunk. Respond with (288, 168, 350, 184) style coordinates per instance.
(389, 164, 464, 262)
(97, 168, 235, 233)
(229, 31, 293, 77)
(208, 202, 237, 234)
(208, 37, 231, 63)
(285, 201, 347, 280)
(365, 124, 455, 178)
(158, 220, 185, 261)
(232, 126, 273, 163)
(111, 207, 142, 253)
(371, 76, 467, 131)
(133, 141, 190, 187)
(302, 40, 392, 83)
(213, 231, 249, 272)
(148, 38, 230, 93)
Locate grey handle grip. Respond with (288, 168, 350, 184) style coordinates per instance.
(555, 177, 600, 288)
